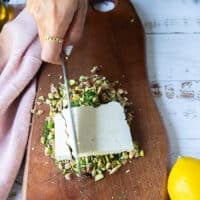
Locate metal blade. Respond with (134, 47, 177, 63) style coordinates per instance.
(61, 49, 81, 177)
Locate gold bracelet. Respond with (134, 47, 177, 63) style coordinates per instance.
(44, 35, 64, 44)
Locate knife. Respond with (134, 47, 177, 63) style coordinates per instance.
(61, 46, 81, 177)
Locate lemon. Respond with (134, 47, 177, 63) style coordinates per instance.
(168, 156, 200, 200)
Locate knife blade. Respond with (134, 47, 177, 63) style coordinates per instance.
(61, 47, 81, 177)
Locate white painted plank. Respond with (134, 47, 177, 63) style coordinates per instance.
(170, 139, 200, 167)
(151, 80, 200, 166)
(131, 0, 200, 33)
(12, 0, 200, 33)
(155, 97, 200, 140)
(146, 34, 200, 81)
(150, 80, 200, 101)
(152, 80, 200, 140)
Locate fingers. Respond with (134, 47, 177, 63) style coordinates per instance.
(34, 1, 77, 64)
(40, 5, 75, 64)
(26, 0, 88, 64)
(64, 0, 88, 46)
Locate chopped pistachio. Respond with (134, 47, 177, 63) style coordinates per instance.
(45, 99, 51, 105)
(54, 93, 60, 99)
(58, 162, 63, 170)
(117, 88, 124, 95)
(65, 173, 72, 180)
(79, 75, 88, 82)
(122, 159, 128, 165)
(95, 173, 104, 182)
(38, 95, 45, 101)
(64, 162, 71, 170)
(36, 101, 42, 105)
(91, 168, 96, 177)
(36, 109, 44, 115)
(109, 154, 114, 159)
(86, 165, 92, 173)
(91, 66, 99, 73)
(50, 84, 58, 93)
(51, 100, 57, 106)
(140, 150, 144, 157)
(106, 162, 111, 169)
(40, 68, 144, 181)
(47, 132, 54, 140)
(105, 155, 110, 163)
(122, 152, 129, 159)
(44, 147, 52, 156)
(109, 165, 121, 175)
(48, 139, 54, 146)
(128, 150, 135, 159)
(40, 136, 45, 144)
(69, 79, 76, 86)
(48, 93, 54, 99)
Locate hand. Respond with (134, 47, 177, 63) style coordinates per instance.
(26, 0, 88, 64)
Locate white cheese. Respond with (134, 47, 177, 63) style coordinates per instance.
(54, 101, 134, 160)
(54, 114, 72, 160)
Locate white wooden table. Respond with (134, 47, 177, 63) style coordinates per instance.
(8, 0, 200, 199)
(133, 0, 200, 166)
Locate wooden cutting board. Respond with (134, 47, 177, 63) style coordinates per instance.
(22, 1, 168, 199)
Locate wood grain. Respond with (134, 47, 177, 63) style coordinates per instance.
(22, 1, 168, 199)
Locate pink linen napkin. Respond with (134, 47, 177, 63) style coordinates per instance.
(0, 9, 42, 200)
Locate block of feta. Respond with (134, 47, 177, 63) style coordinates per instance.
(54, 101, 134, 160)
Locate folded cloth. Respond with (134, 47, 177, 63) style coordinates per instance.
(0, 9, 42, 200)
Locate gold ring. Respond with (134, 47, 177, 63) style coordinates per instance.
(44, 35, 64, 44)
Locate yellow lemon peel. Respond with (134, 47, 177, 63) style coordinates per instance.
(168, 156, 200, 200)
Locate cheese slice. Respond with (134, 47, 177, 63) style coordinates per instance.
(54, 101, 134, 160)
(54, 114, 72, 160)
